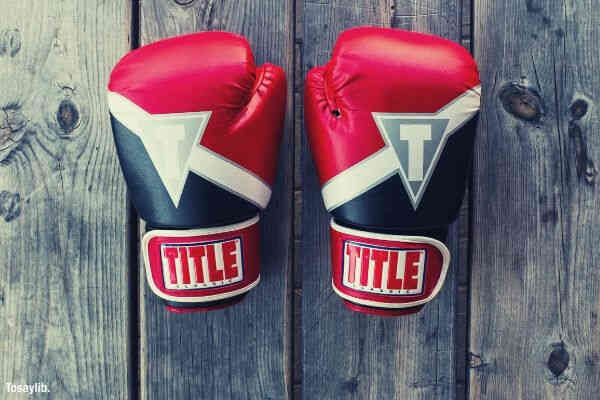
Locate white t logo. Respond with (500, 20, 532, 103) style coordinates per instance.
(399, 124, 431, 181)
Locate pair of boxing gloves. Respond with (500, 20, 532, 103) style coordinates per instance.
(107, 27, 481, 316)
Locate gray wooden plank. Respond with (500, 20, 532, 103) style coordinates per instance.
(0, 1, 132, 399)
(138, 1, 294, 399)
(300, 1, 467, 399)
(469, 0, 600, 398)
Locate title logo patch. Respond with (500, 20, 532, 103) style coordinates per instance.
(342, 241, 426, 295)
(161, 238, 243, 289)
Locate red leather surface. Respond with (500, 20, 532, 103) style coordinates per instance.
(145, 221, 260, 300)
(305, 27, 480, 184)
(330, 224, 446, 314)
(108, 32, 286, 185)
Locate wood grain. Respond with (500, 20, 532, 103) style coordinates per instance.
(470, 0, 600, 398)
(299, 1, 468, 399)
(138, 1, 294, 399)
(0, 0, 132, 398)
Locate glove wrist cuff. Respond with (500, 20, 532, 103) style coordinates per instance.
(329, 218, 450, 316)
(141, 215, 260, 309)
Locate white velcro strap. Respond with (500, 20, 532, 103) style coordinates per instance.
(330, 219, 450, 309)
(141, 215, 261, 303)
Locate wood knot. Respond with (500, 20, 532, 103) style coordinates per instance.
(569, 121, 597, 185)
(56, 100, 79, 134)
(499, 82, 542, 122)
(525, 0, 543, 13)
(584, 352, 598, 368)
(0, 29, 21, 57)
(339, 377, 359, 394)
(570, 99, 588, 120)
(0, 104, 27, 162)
(547, 342, 569, 377)
(1, 102, 26, 126)
(0, 190, 21, 222)
(584, 165, 598, 184)
(541, 210, 558, 224)
(174, 0, 195, 5)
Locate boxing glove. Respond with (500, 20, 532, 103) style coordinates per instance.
(305, 27, 480, 316)
(108, 32, 286, 312)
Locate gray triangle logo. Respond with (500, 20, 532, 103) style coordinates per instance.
(139, 111, 211, 207)
(372, 114, 450, 210)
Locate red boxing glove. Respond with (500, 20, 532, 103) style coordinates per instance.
(305, 27, 480, 316)
(108, 32, 286, 312)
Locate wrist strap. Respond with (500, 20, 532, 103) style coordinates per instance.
(141, 215, 260, 304)
(330, 219, 450, 313)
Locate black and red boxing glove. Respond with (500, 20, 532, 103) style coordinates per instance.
(305, 27, 480, 316)
(108, 32, 286, 312)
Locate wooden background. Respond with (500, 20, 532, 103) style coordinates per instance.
(0, 0, 598, 399)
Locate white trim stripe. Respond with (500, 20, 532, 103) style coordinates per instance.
(107, 90, 145, 133)
(330, 219, 450, 309)
(322, 147, 399, 211)
(148, 277, 260, 303)
(107, 91, 271, 209)
(187, 147, 271, 209)
(321, 85, 481, 211)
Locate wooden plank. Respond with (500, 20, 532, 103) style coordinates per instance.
(470, 0, 600, 398)
(0, 0, 132, 398)
(138, 1, 294, 399)
(300, 1, 467, 399)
